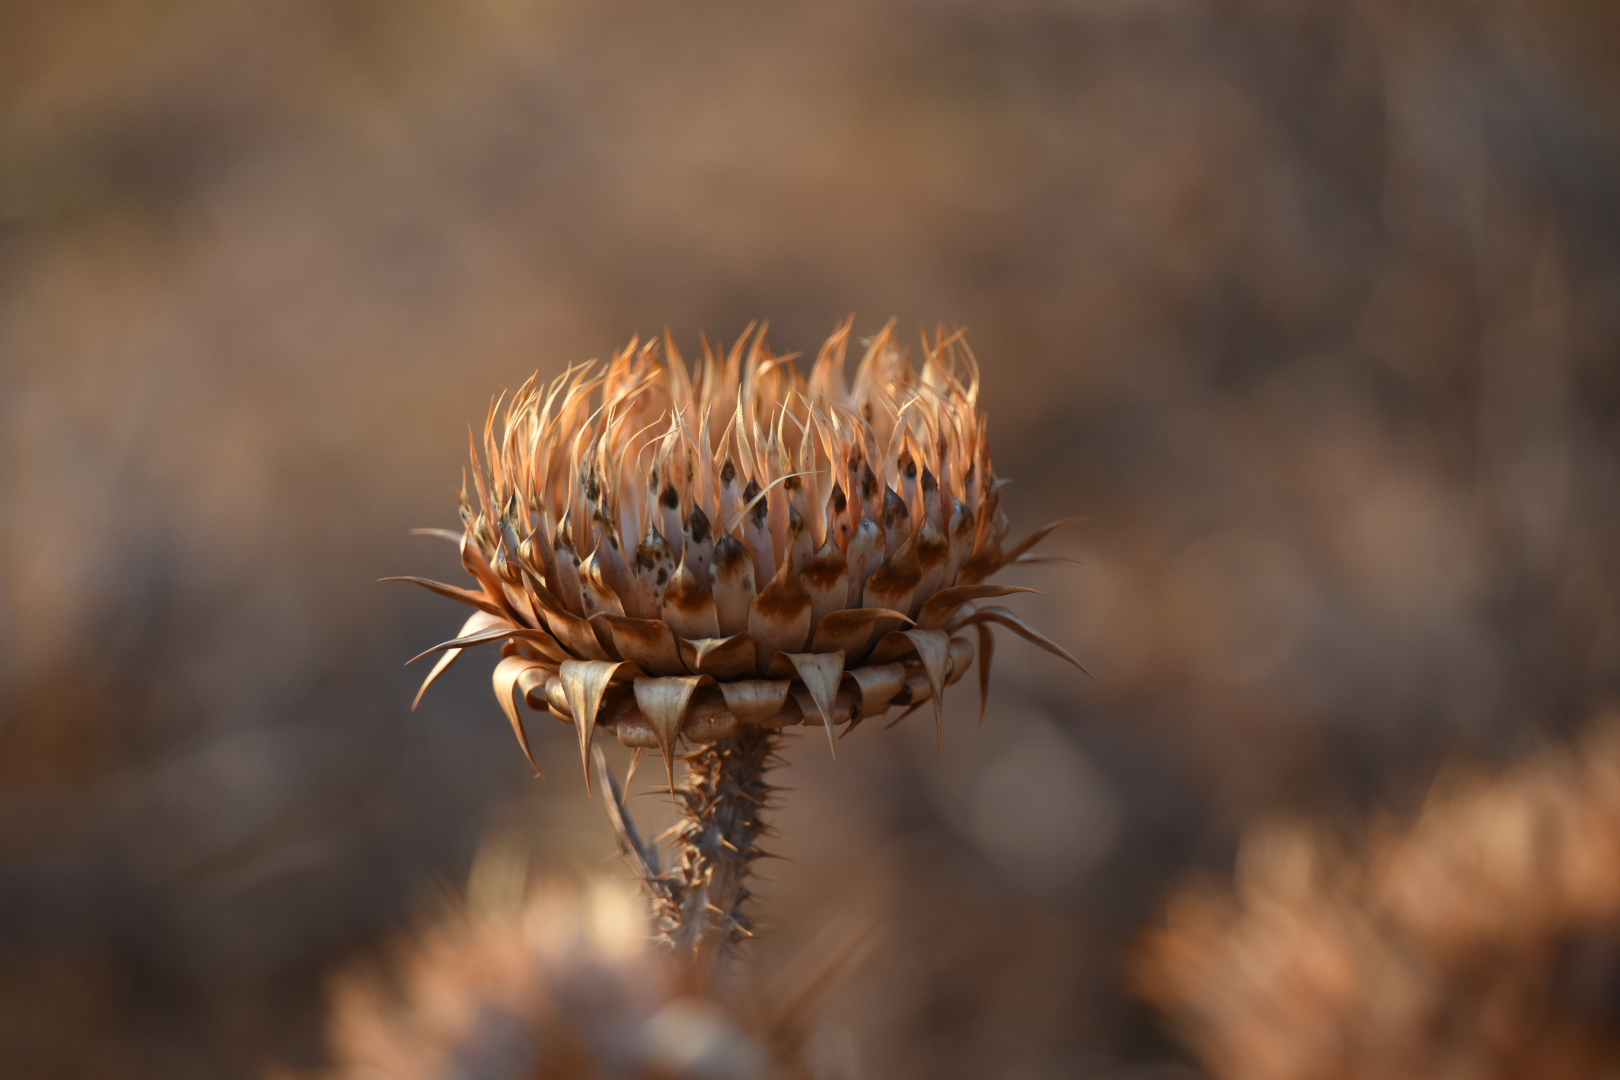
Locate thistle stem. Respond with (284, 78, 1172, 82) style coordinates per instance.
(663, 728, 778, 973)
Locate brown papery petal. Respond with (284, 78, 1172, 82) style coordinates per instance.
(408, 527, 465, 545)
(943, 499, 974, 586)
(717, 460, 743, 536)
(682, 507, 716, 584)
(682, 705, 739, 743)
(843, 662, 908, 721)
(660, 560, 721, 639)
(412, 610, 506, 708)
(585, 612, 624, 662)
(946, 636, 975, 683)
(531, 510, 563, 595)
(460, 536, 521, 624)
(493, 655, 549, 776)
(870, 628, 952, 747)
(657, 480, 683, 550)
(748, 566, 813, 674)
(824, 483, 852, 552)
(578, 553, 626, 617)
(633, 675, 715, 791)
(551, 517, 587, 615)
(897, 672, 933, 707)
(909, 519, 952, 617)
(613, 718, 659, 749)
(862, 539, 922, 640)
(717, 679, 793, 726)
(601, 615, 689, 676)
(515, 663, 553, 710)
(743, 482, 776, 585)
(953, 552, 1000, 587)
(951, 605, 1091, 677)
(559, 659, 639, 790)
(380, 576, 507, 619)
(791, 684, 859, 730)
(635, 525, 677, 619)
(500, 579, 542, 632)
(898, 450, 921, 528)
(500, 590, 573, 660)
(684, 716, 739, 743)
(782, 509, 815, 576)
(526, 633, 573, 665)
(845, 514, 885, 607)
(518, 567, 583, 629)
(801, 538, 851, 632)
(882, 488, 911, 560)
(982, 504, 1012, 560)
(544, 675, 570, 718)
(810, 607, 911, 657)
(712, 535, 757, 637)
(915, 585, 1039, 631)
(771, 650, 845, 757)
(1003, 516, 1085, 563)
(414, 647, 464, 710)
(405, 624, 540, 666)
(539, 605, 612, 662)
(677, 634, 757, 680)
(857, 462, 882, 524)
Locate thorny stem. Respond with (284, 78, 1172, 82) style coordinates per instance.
(599, 729, 781, 978)
(669, 728, 781, 967)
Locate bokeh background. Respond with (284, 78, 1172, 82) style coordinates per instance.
(3, 1, 1619, 1077)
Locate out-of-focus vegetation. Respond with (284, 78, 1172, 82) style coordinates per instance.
(2, 1, 1618, 1077)
(1138, 716, 1620, 1080)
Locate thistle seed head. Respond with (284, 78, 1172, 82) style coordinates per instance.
(395, 320, 1085, 784)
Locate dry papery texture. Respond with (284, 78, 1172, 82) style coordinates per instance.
(1136, 716, 1620, 1080)
(7, 1, 1620, 1077)
(311, 875, 821, 1080)
(396, 321, 1081, 963)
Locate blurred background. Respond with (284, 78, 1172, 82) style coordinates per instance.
(3, 0, 1619, 1076)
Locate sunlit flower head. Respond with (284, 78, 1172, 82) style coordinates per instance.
(394, 320, 1081, 786)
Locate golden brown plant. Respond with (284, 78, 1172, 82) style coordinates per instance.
(1135, 719, 1620, 1080)
(320, 869, 826, 1080)
(391, 319, 1081, 968)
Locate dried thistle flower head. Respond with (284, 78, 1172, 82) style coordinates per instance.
(391, 319, 1082, 964)
(1135, 719, 1620, 1080)
(320, 872, 799, 1080)
(393, 319, 1080, 777)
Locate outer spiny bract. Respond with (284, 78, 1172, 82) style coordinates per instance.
(394, 319, 1083, 960)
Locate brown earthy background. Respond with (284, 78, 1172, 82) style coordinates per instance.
(3, 1, 1618, 1077)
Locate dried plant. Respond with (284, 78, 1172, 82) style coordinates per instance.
(1135, 718, 1620, 1080)
(317, 864, 836, 1080)
(391, 319, 1082, 973)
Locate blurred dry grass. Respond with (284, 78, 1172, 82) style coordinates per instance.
(1137, 716, 1620, 1080)
(2, 0, 1619, 1077)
